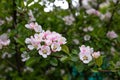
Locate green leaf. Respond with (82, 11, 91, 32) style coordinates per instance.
(14, 37, 25, 46)
(95, 56, 103, 67)
(20, 48, 26, 52)
(62, 74, 69, 80)
(26, 57, 36, 66)
(61, 45, 70, 54)
(50, 58, 58, 66)
(91, 69, 98, 73)
(60, 56, 69, 62)
(70, 56, 79, 62)
(75, 63, 84, 72)
(72, 49, 78, 55)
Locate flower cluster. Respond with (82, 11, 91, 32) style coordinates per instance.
(0, 33, 10, 49)
(25, 30, 66, 58)
(79, 45, 100, 64)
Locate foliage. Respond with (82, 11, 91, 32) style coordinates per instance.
(0, 0, 120, 80)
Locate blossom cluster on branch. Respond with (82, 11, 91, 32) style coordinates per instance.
(25, 22, 67, 58)
(79, 45, 100, 64)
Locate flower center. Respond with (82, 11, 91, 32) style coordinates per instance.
(42, 50, 47, 54)
(83, 56, 88, 60)
(53, 45, 57, 50)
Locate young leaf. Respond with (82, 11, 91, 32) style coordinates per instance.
(50, 58, 58, 66)
(60, 56, 69, 62)
(61, 45, 70, 54)
(95, 56, 103, 67)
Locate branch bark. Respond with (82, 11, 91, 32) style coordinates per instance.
(13, 0, 23, 76)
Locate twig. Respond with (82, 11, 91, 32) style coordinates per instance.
(5, 59, 17, 69)
(79, 0, 82, 7)
(98, 69, 117, 72)
(96, 0, 101, 10)
(105, 0, 119, 31)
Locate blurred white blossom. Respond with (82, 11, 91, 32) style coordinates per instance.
(0, 19, 5, 26)
(83, 26, 94, 32)
(28, 10, 36, 22)
(82, 0, 91, 9)
(1, 52, 12, 59)
(73, 39, 79, 45)
(0, 33, 10, 49)
(86, 8, 101, 16)
(100, 12, 111, 21)
(6, 16, 13, 23)
(100, 1, 110, 9)
(107, 31, 118, 39)
(63, 15, 75, 25)
(84, 34, 91, 41)
(21, 51, 30, 62)
(5, 67, 13, 72)
(24, 67, 34, 72)
(54, 0, 69, 9)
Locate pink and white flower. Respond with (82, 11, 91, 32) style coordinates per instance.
(25, 22, 43, 32)
(79, 45, 93, 63)
(86, 8, 101, 16)
(107, 31, 118, 39)
(63, 15, 75, 25)
(92, 51, 100, 59)
(0, 33, 10, 49)
(79, 45, 101, 63)
(79, 53, 93, 64)
(25, 33, 42, 50)
(39, 46, 51, 58)
(58, 37, 67, 45)
(28, 10, 36, 22)
(51, 42, 61, 52)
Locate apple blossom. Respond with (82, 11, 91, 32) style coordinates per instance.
(51, 42, 61, 52)
(1, 52, 12, 59)
(92, 51, 100, 59)
(28, 10, 36, 22)
(21, 51, 30, 62)
(79, 53, 93, 64)
(79, 45, 93, 63)
(0, 33, 10, 49)
(84, 34, 91, 41)
(0, 19, 5, 26)
(86, 8, 101, 16)
(39, 45, 51, 58)
(106, 31, 118, 39)
(25, 22, 43, 32)
(63, 15, 75, 25)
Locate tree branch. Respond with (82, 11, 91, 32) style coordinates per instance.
(13, 0, 23, 76)
(105, 0, 119, 31)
